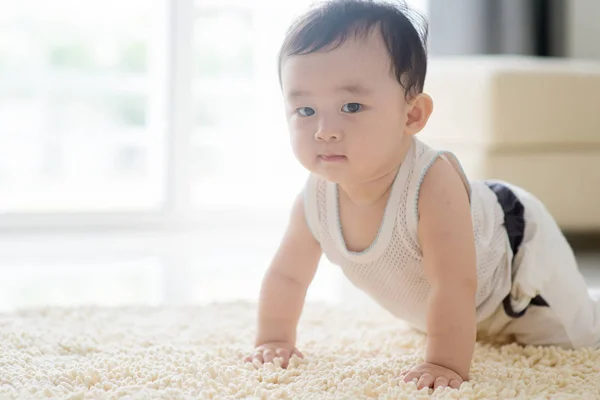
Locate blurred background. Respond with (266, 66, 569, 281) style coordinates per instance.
(0, 0, 597, 312)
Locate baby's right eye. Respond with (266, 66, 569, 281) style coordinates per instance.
(296, 107, 315, 117)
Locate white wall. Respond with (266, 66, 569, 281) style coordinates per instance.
(567, 0, 600, 59)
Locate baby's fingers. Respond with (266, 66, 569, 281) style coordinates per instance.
(433, 376, 449, 389)
(263, 348, 276, 364)
(276, 348, 291, 368)
(291, 348, 304, 359)
(449, 378, 462, 389)
(416, 373, 435, 390)
(251, 351, 264, 365)
(402, 371, 421, 384)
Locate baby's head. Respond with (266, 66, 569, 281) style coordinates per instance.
(278, 0, 433, 185)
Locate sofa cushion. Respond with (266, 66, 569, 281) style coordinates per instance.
(423, 56, 600, 148)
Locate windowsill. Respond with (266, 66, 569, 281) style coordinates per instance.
(0, 207, 291, 230)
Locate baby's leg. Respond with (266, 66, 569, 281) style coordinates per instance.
(477, 294, 574, 349)
(501, 304, 573, 348)
(502, 185, 600, 349)
(502, 282, 599, 349)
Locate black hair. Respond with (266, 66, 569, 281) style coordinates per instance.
(277, 0, 428, 98)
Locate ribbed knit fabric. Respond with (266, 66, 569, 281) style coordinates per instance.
(304, 137, 513, 332)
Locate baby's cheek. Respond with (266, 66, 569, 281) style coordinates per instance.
(351, 140, 379, 164)
(290, 133, 314, 166)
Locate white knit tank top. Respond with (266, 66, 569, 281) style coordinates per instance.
(304, 137, 513, 332)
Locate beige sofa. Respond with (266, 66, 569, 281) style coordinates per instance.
(422, 56, 600, 232)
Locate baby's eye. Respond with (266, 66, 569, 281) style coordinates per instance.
(341, 103, 362, 113)
(296, 107, 315, 117)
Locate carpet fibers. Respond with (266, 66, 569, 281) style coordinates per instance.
(1, 302, 599, 399)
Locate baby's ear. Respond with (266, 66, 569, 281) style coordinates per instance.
(404, 93, 433, 136)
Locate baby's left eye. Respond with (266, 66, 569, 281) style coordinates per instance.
(341, 103, 362, 113)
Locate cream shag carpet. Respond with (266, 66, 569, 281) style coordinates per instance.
(1, 302, 599, 399)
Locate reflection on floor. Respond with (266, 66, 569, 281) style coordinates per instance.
(0, 229, 598, 312)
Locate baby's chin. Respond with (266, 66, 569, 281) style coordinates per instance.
(309, 165, 359, 186)
(299, 157, 367, 185)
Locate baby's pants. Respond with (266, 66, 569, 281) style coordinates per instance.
(477, 182, 600, 350)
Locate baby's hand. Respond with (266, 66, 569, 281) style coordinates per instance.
(401, 362, 463, 390)
(244, 342, 303, 369)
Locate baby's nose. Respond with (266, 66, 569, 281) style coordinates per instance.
(314, 123, 343, 141)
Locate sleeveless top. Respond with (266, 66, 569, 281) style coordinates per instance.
(303, 137, 513, 332)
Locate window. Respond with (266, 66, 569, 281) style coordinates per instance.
(0, 0, 166, 213)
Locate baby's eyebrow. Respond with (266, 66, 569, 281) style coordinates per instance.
(287, 84, 371, 100)
(287, 89, 311, 100)
(335, 83, 372, 96)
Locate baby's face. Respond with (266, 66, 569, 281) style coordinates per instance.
(280, 30, 411, 185)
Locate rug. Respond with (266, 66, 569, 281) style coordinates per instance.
(1, 302, 598, 399)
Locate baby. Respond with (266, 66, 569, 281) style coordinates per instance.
(244, 0, 600, 390)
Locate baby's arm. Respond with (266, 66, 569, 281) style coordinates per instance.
(404, 157, 477, 389)
(247, 192, 322, 367)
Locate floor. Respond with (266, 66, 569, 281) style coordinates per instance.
(0, 228, 598, 312)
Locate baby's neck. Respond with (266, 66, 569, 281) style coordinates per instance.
(338, 135, 412, 207)
(339, 168, 399, 207)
